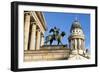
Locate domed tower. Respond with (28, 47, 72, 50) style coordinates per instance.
(68, 18, 85, 55)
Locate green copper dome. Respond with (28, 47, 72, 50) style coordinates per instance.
(70, 20, 82, 32)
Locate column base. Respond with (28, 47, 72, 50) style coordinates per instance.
(71, 49, 84, 55)
(71, 50, 78, 55)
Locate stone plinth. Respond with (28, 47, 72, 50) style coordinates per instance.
(24, 47, 70, 61)
(41, 45, 68, 50)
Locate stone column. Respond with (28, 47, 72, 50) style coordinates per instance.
(41, 34, 44, 46)
(70, 40, 73, 50)
(77, 39, 79, 49)
(81, 39, 83, 49)
(83, 40, 85, 50)
(81, 39, 83, 50)
(79, 38, 81, 49)
(29, 22, 36, 50)
(75, 39, 77, 50)
(24, 12, 30, 50)
(36, 29, 41, 50)
(69, 40, 71, 49)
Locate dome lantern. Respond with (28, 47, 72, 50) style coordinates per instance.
(70, 18, 82, 32)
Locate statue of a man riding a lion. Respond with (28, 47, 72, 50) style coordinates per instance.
(45, 27, 66, 45)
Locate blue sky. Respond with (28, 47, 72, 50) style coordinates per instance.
(43, 12, 90, 49)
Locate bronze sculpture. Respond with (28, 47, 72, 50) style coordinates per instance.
(45, 27, 65, 45)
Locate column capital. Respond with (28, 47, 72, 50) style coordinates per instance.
(24, 12, 30, 16)
(31, 22, 36, 25)
(36, 29, 40, 32)
(41, 34, 44, 37)
(31, 23, 36, 32)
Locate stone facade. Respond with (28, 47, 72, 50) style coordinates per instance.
(24, 11, 46, 51)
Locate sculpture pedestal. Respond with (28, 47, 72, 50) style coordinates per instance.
(24, 45, 69, 61)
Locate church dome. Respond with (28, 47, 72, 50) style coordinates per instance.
(70, 20, 82, 31)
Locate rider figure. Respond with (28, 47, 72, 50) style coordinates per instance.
(53, 27, 60, 40)
(54, 27, 59, 35)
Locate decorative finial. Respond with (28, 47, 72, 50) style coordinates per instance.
(75, 16, 78, 21)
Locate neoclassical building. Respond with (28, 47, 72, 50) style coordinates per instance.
(68, 19, 85, 55)
(24, 11, 46, 51)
